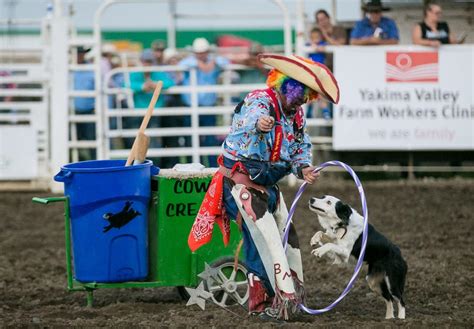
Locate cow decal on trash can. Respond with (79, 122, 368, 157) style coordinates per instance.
(103, 201, 141, 233)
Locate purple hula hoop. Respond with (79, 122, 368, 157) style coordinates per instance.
(282, 161, 369, 314)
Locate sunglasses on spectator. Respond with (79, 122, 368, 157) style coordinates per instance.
(367, 10, 382, 13)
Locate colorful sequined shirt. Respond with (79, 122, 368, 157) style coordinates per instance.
(222, 89, 312, 176)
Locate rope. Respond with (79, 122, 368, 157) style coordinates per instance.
(282, 161, 369, 314)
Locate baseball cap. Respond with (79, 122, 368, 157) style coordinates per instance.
(140, 48, 155, 62)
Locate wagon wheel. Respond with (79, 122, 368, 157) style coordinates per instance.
(177, 257, 249, 308)
(204, 258, 249, 308)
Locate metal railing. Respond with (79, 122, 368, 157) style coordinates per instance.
(99, 64, 267, 163)
(0, 21, 50, 186)
(65, 60, 339, 165)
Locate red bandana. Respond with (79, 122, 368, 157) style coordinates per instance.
(188, 158, 230, 252)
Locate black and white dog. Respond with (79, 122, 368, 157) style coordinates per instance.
(309, 195, 407, 319)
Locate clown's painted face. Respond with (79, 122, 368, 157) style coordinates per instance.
(281, 78, 309, 108)
(266, 69, 319, 110)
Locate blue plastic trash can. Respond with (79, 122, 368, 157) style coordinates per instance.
(54, 159, 159, 283)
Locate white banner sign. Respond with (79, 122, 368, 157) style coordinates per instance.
(333, 46, 474, 150)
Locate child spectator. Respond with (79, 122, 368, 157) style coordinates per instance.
(306, 29, 331, 120)
(179, 38, 230, 167)
(307, 28, 327, 64)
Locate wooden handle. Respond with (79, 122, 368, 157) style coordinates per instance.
(132, 132, 150, 165)
(125, 81, 163, 166)
(138, 81, 163, 134)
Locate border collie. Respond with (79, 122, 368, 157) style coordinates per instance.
(308, 195, 408, 319)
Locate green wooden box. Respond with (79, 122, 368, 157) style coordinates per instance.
(148, 170, 243, 287)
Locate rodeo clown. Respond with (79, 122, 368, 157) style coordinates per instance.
(188, 53, 339, 321)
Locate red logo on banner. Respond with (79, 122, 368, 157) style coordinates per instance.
(386, 52, 438, 83)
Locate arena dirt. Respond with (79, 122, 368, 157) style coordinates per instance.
(1, 179, 473, 327)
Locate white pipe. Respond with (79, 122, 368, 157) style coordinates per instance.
(104, 63, 253, 81)
(272, 0, 292, 55)
(0, 89, 47, 97)
(0, 76, 48, 84)
(332, 0, 337, 24)
(68, 90, 98, 97)
(0, 19, 42, 26)
(295, 0, 306, 56)
(0, 64, 44, 70)
(109, 147, 224, 158)
(68, 115, 98, 123)
(54, 0, 63, 17)
(0, 48, 44, 53)
(175, 13, 289, 19)
(189, 68, 200, 163)
(107, 126, 230, 138)
(104, 106, 235, 116)
(168, 0, 177, 50)
(68, 64, 95, 71)
(49, 7, 69, 192)
(93, 1, 107, 160)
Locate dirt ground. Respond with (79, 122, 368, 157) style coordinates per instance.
(1, 179, 473, 328)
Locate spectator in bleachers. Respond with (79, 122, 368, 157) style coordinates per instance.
(109, 55, 127, 109)
(108, 55, 127, 150)
(129, 49, 174, 109)
(0, 71, 17, 125)
(127, 49, 175, 159)
(350, 0, 399, 46)
(161, 48, 191, 167)
(313, 9, 346, 73)
(73, 46, 96, 160)
(101, 43, 116, 85)
(151, 40, 181, 167)
(412, 2, 464, 47)
(307, 28, 327, 64)
(151, 39, 166, 65)
(236, 42, 268, 100)
(179, 37, 230, 167)
(306, 28, 331, 120)
(163, 48, 184, 88)
(314, 9, 347, 46)
(0, 71, 15, 103)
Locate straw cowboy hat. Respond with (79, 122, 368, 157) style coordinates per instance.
(362, 0, 391, 12)
(258, 53, 340, 104)
(192, 38, 211, 53)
